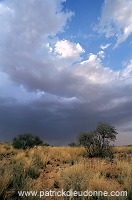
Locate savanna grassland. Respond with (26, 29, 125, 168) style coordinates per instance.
(0, 142, 132, 200)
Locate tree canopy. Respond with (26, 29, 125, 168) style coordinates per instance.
(12, 133, 46, 149)
(95, 122, 118, 146)
(78, 122, 118, 157)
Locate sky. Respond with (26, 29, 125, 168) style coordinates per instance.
(0, 0, 132, 146)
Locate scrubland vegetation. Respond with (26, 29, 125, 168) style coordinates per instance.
(0, 142, 132, 200)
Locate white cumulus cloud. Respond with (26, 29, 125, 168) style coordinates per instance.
(0, 0, 73, 54)
(54, 40, 85, 59)
(98, 0, 132, 48)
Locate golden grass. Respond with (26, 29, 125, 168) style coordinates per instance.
(60, 161, 93, 191)
(113, 145, 132, 154)
(0, 142, 19, 156)
(114, 158, 132, 192)
(0, 143, 131, 200)
(0, 161, 12, 197)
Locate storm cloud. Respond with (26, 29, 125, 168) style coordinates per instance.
(0, 0, 132, 145)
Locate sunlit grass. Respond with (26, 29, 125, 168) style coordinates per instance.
(113, 145, 132, 154)
(0, 142, 131, 200)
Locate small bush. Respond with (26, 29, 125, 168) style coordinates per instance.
(33, 153, 46, 169)
(11, 162, 29, 190)
(60, 162, 91, 191)
(53, 180, 60, 188)
(25, 167, 40, 179)
(0, 163, 12, 199)
(70, 159, 74, 165)
(68, 142, 77, 147)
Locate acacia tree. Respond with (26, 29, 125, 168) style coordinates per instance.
(12, 133, 45, 149)
(78, 131, 95, 148)
(95, 122, 118, 146)
(78, 122, 118, 157)
(77, 131, 96, 157)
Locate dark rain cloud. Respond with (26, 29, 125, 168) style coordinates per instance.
(0, 0, 132, 145)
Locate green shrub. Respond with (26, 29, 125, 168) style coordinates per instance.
(0, 163, 12, 199)
(33, 153, 46, 169)
(25, 167, 40, 179)
(77, 122, 118, 158)
(12, 133, 44, 150)
(11, 162, 29, 191)
(68, 142, 77, 147)
(53, 180, 60, 188)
